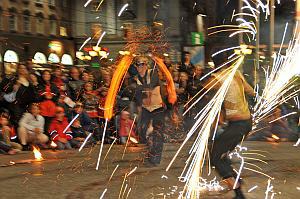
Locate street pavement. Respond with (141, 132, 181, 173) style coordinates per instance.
(0, 141, 299, 199)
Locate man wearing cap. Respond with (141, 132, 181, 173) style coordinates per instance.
(134, 56, 167, 166)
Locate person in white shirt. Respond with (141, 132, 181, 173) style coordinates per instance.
(18, 103, 49, 148)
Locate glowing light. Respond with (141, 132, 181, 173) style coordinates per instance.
(4, 50, 19, 63)
(61, 54, 74, 65)
(118, 3, 129, 17)
(33, 52, 47, 64)
(93, 46, 101, 51)
(271, 134, 280, 140)
(129, 137, 138, 144)
(48, 53, 60, 63)
(32, 146, 43, 161)
(89, 51, 98, 57)
(50, 141, 57, 148)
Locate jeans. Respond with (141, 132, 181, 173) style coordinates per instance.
(55, 141, 72, 150)
(139, 107, 165, 164)
(210, 119, 252, 179)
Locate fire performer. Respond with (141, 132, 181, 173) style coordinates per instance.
(208, 56, 255, 199)
(134, 55, 170, 166)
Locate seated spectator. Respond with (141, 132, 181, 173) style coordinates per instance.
(0, 133, 18, 155)
(67, 102, 100, 141)
(67, 67, 84, 101)
(81, 82, 99, 121)
(119, 111, 138, 144)
(18, 103, 49, 150)
(49, 107, 79, 150)
(0, 113, 22, 151)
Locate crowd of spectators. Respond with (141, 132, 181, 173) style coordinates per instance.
(0, 52, 299, 154)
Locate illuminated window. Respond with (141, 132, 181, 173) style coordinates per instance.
(61, 54, 73, 65)
(48, 53, 60, 63)
(4, 50, 19, 63)
(60, 26, 67, 36)
(33, 52, 47, 64)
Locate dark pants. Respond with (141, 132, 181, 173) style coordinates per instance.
(210, 119, 252, 179)
(139, 107, 165, 164)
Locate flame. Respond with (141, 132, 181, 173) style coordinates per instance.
(271, 134, 280, 140)
(129, 137, 138, 144)
(104, 55, 134, 120)
(32, 146, 43, 161)
(50, 141, 57, 148)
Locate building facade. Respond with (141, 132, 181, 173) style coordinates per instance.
(0, 0, 75, 75)
(72, 0, 182, 63)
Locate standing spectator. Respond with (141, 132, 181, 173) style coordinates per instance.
(49, 107, 77, 150)
(18, 103, 49, 150)
(38, 70, 60, 132)
(67, 67, 84, 101)
(0, 64, 36, 126)
(179, 52, 194, 77)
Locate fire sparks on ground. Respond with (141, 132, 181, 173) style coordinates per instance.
(32, 146, 43, 161)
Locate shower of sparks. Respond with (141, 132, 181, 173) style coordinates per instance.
(166, 55, 245, 198)
(253, 24, 300, 127)
(96, 31, 107, 47)
(118, 3, 129, 17)
(268, 112, 297, 123)
(79, 37, 92, 51)
(127, 166, 137, 177)
(96, 119, 108, 170)
(265, 179, 275, 199)
(99, 188, 107, 199)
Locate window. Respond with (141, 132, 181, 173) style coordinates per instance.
(48, 0, 55, 6)
(4, 50, 19, 63)
(23, 15, 30, 32)
(50, 20, 57, 35)
(9, 15, 17, 31)
(60, 26, 67, 36)
(33, 52, 47, 64)
(36, 16, 44, 34)
(61, 54, 73, 65)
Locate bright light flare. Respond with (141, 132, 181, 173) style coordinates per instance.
(50, 141, 57, 148)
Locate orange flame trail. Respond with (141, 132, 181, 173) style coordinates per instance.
(104, 55, 134, 120)
(152, 56, 177, 105)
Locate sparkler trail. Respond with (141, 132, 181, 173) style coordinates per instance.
(118, 3, 129, 17)
(84, 0, 93, 7)
(79, 132, 93, 152)
(99, 188, 107, 199)
(108, 164, 119, 183)
(96, 119, 108, 170)
(96, 31, 107, 47)
(79, 37, 92, 51)
(103, 137, 117, 162)
(248, 185, 258, 192)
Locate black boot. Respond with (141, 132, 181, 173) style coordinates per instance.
(233, 188, 246, 199)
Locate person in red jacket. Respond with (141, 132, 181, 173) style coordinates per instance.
(119, 111, 138, 144)
(49, 107, 78, 150)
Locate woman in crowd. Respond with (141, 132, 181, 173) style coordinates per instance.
(38, 70, 60, 132)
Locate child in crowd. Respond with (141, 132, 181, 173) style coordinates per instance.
(49, 107, 79, 150)
(0, 113, 22, 151)
(119, 111, 138, 144)
(18, 103, 49, 150)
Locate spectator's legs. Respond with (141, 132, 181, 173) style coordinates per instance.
(65, 141, 73, 149)
(18, 127, 30, 145)
(36, 134, 49, 144)
(55, 141, 65, 150)
(120, 136, 128, 144)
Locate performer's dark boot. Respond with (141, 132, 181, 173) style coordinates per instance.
(233, 187, 246, 199)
